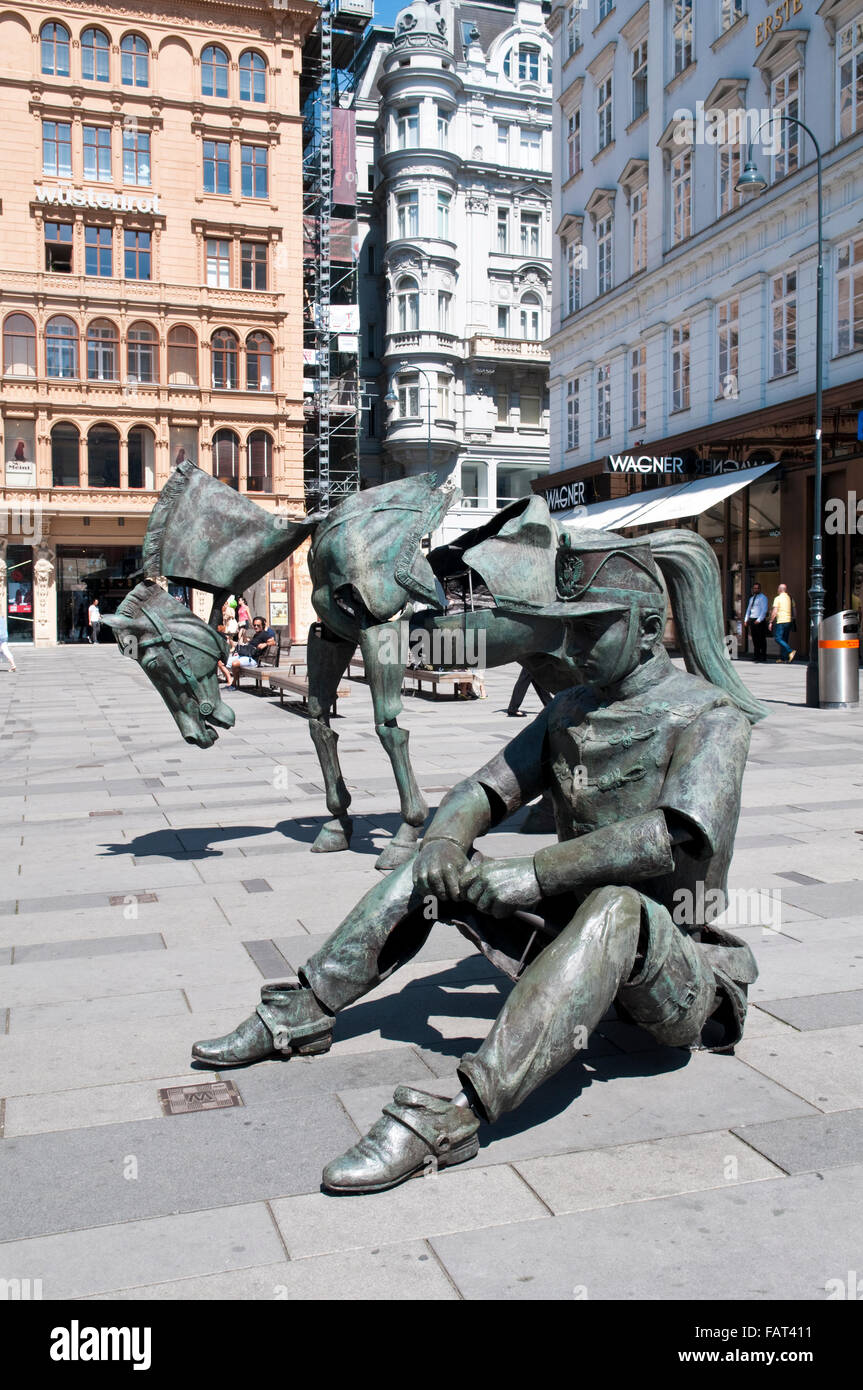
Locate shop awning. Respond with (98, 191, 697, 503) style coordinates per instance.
(562, 461, 779, 530)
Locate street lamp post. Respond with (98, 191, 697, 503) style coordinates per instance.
(736, 115, 825, 707)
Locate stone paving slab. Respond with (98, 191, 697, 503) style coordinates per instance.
(9, 931, 166, 963)
(732, 1109, 863, 1173)
(4, 1073, 212, 1137)
(428, 1164, 863, 1300)
(6, 989, 189, 1034)
(735, 1025, 863, 1111)
(758, 990, 863, 1031)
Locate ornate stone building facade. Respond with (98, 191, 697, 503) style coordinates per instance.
(0, 0, 316, 645)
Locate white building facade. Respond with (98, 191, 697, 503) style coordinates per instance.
(355, 0, 553, 543)
(544, 0, 863, 648)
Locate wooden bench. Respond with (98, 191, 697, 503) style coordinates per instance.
(231, 632, 284, 691)
(267, 670, 351, 713)
(404, 668, 480, 699)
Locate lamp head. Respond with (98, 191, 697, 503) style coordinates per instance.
(735, 159, 768, 196)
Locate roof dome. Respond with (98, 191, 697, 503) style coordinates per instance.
(393, 1, 449, 51)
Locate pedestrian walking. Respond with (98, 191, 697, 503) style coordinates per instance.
(506, 664, 551, 716)
(744, 582, 769, 663)
(88, 597, 101, 645)
(769, 582, 796, 663)
(0, 611, 17, 672)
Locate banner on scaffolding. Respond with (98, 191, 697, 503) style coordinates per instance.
(303, 217, 359, 263)
(333, 108, 357, 206)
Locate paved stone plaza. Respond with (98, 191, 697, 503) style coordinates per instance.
(0, 647, 861, 1301)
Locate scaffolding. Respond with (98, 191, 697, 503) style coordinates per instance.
(301, 0, 370, 511)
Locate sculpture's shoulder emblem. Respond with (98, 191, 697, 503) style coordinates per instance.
(555, 535, 583, 600)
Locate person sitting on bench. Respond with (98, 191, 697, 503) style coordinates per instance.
(227, 616, 275, 688)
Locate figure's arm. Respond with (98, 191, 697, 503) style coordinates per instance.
(531, 809, 685, 895)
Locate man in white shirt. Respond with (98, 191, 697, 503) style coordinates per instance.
(743, 582, 768, 663)
(88, 598, 101, 645)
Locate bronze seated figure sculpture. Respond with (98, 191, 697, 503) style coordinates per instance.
(192, 525, 765, 1195)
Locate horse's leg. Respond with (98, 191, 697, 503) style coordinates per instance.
(307, 623, 356, 854)
(360, 621, 428, 871)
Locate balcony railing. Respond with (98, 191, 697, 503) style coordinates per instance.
(469, 335, 550, 362)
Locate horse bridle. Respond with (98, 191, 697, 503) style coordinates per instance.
(133, 605, 224, 719)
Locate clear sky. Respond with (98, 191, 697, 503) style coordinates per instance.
(371, 0, 404, 29)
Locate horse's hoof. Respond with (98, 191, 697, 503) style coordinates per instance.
(375, 824, 421, 871)
(311, 817, 353, 853)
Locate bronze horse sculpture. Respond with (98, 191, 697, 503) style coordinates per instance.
(105, 460, 764, 869)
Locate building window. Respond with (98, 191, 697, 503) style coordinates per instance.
(3, 314, 37, 377)
(437, 373, 452, 418)
(239, 51, 267, 103)
(520, 127, 542, 168)
(128, 426, 155, 489)
(567, 108, 582, 179)
(85, 226, 112, 278)
(671, 149, 692, 244)
(367, 322, 377, 358)
(83, 126, 112, 183)
(127, 321, 157, 384)
(497, 123, 510, 162)
(771, 68, 800, 181)
(51, 423, 79, 487)
(206, 238, 231, 287)
(213, 429, 239, 488)
(565, 240, 582, 315)
(204, 140, 230, 195)
(630, 346, 646, 429)
(438, 291, 451, 331)
(123, 128, 151, 186)
(717, 297, 739, 398)
(241, 241, 267, 289)
(212, 329, 239, 389)
(397, 106, 419, 148)
(397, 373, 420, 417)
(43, 121, 72, 178)
(46, 315, 78, 378)
(599, 0, 613, 19)
(497, 209, 509, 251)
(520, 382, 542, 425)
(566, 4, 581, 59)
(124, 230, 151, 280)
(597, 215, 613, 295)
(168, 325, 198, 385)
(772, 271, 797, 376)
(41, 22, 70, 77)
(437, 106, 450, 147)
(396, 276, 419, 332)
(672, 1, 693, 76)
(596, 363, 611, 437)
(45, 221, 73, 273)
(520, 212, 541, 257)
(721, 0, 744, 30)
(597, 74, 613, 151)
(247, 431, 273, 492)
(837, 236, 863, 355)
(241, 145, 268, 199)
(86, 319, 118, 381)
(671, 321, 690, 410)
(632, 40, 648, 122)
(719, 141, 743, 216)
(497, 306, 510, 336)
(246, 331, 273, 391)
(631, 186, 647, 273)
(566, 377, 579, 450)
(518, 45, 540, 83)
(121, 34, 149, 88)
(82, 28, 110, 82)
(839, 21, 863, 139)
(88, 425, 120, 488)
(437, 191, 451, 239)
(520, 292, 542, 340)
(396, 191, 418, 238)
(496, 383, 510, 423)
(202, 45, 229, 99)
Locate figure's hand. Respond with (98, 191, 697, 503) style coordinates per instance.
(460, 858, 543, 919)
(414, 840, 470, 901)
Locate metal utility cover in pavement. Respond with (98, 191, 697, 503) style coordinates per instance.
(159, 1080, 244, 1116)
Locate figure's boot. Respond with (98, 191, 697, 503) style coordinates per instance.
(191, 981, 333, 1067)
(322, 1087, 480, 1194)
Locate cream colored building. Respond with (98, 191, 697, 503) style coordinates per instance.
(0, 0, 317, 646)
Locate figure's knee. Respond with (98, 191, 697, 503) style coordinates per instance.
(573, 885, 644, 953)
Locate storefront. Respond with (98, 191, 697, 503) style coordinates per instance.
(55, 545, 143, 643)
(5, 543, 33, 643)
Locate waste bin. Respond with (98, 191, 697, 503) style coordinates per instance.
(818, 610, 860, 709)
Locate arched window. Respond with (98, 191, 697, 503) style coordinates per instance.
(213, 429, 239, 489)
(396, 276, 419, 332)
(121, 33, 149, 87)
(87, 319, 119, 381)
(517, 44, 540, 83)
(87, 424, 120, 488)
(40, 22, 70, 77)
(167, 325, 198, 386)
(246, 331, 273, 391)
(211, 329, 239, 389)
(3, 314, 37, 377)
(519, 292, 542, 341)
(45, 315, 78, 379)
(81, 27, 110, 83)
(127, 321, 157, 384)
(239, 50, 266, 103)
(51, 422, 79, 487)
(128, 425, 155, 489)
(201, 45, 229, 99)
(247, 430, 272, 492)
